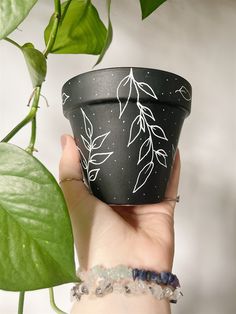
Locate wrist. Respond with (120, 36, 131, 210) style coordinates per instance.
(71, 293, 171, 314)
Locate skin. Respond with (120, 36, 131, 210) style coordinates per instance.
(59, 134, 181, 314)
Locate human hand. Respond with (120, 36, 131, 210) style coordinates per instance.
(59, 134, 180, 274)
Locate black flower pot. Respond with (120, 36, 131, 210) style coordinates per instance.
(62, 67, 192, 205)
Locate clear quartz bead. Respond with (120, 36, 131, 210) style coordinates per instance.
(163, 287, 173, 298)
(137, 280, 149, 294)
(151, 285, 163, 299)
(172, 288, 183, 301)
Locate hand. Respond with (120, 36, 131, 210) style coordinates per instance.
(59, 134, 180, 273)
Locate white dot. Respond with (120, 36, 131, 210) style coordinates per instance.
(147, 71, 150, 74)
(155, 171, 157, 174)
(113, 196, 117, 199)
(158, 142, 161, 144)
(93, 113, 95, 116)
(169, 92, 172, 94)
(95, 93, 98, 96)
(143, 193, 146, 196)
(162, 108, 165, 111)
(99, 126, 102, 129)
(78, 80, 81, 83)
(128, 155, 131, 158)
(68, 82, 71, 85)
(93, 78, 95, 81)
(157, 195, 160, 198)
(171, 112, 174, 114)
(162, 92, 164, 95)
(112, 142, 115, 146)
(72, 114, 76, 118)
(166, 78, 169, 81)
(107, 147, 110, 149)
(109, 173, 112, 176)
(79, 97, 82, 100)
(175, 78, 178, 81)
(114, 159, 117, 162)
(121, 167, 124, 170)
(111, 73, 114, 76)
(108, 120, 110, 123)
(122, 120, 125, 123)
(127, 197, 130, 200)
(110, 110, 113, 112)
(99, 178, 102, 181)
(107, 92, 110, 96)
(140, 138, 142, 141)
(178, 99, 181, 102)
(123, 129, 126, 132)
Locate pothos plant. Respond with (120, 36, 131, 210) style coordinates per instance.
(0, 0, 167, 313)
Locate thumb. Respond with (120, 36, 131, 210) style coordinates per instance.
(59, 134, 90, 210)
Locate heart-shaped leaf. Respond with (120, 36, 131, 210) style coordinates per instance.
(21, 43, 47, 87)
(139, 0, 166, 19)
(0, 143, 77, 291)
(0, 0, 38, 39)
(44, 0, 107, 54)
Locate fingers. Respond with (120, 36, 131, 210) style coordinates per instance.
(165, 149, 181, 199)
(162, 149, 181, 214)
(59, 134, 91, 210)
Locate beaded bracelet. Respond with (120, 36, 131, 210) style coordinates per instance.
(71, 265, 183, 304)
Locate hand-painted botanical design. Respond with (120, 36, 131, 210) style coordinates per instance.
(117, 68, 168, 193)
(62, 92, 70, 105)
(175, 85, 191, 101)
(77, 109, 113, 188)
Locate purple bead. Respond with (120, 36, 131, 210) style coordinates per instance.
(168, 273, 176, 285)
(132, 268, 139, 281)
(171, 276, 180, 288)
(138, 270, 147, 281)
(160, 272, 169, 285)
(150, 271, 159, 282)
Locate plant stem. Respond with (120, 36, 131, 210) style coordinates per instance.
(25, 116, 37, 154)
(4, 37, 21, 49)
(43, 0, 61, 57)
(49, 288, 67, 314)
(1, 87, 41, 143)
(18, 292, 25, 314)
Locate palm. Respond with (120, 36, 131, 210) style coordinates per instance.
(59, 135, 180, 273)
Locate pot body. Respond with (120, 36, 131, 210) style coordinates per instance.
(62, 67, 192, 205)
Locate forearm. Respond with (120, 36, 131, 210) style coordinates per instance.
(70, 293, 171, 314)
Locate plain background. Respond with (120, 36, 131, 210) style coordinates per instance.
(0, 0, 236, 313)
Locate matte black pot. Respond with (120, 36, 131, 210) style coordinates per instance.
(62, 67, 192, 205)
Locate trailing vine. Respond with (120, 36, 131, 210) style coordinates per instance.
(0, 0, 167, 312)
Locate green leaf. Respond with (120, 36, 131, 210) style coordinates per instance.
(139, 0, 167, 19)
(0, 0, 38, 40)
(21, 43, 47, 87)
(94, 0, 113, 66)
(44, 0, 107, 55)
(0, 143, 77, 291)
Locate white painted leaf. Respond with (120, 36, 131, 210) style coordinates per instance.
(138, 138, 152, 164)
(128, 116, 142, 147)
(140, 116, 145, 132)
(62, 92, 69, 105)
(141, 105, 155, 121)
(133, 161, 154, 193)
(89, 168, 100, 181)
(150, 125, 168, 141)
(117, 74, 132, 118)
(77, 147, 88, 169)
(90, 152, 113, 165)
(81, 135, 90, 151)
(155, 149, 168, 168)
(175, 85, 191, 101)
(92, 132, 110, 150)
(137, 82, 157, 99)
(81, 108, 93, 138)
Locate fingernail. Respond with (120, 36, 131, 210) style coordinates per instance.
(61, 135, 67, 149)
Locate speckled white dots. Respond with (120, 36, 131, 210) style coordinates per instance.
(122, 120, 126, 123)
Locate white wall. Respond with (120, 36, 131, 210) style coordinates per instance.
(0, 0, 236, 313)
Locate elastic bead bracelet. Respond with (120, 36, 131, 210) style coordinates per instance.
(71, 264, 183, 304)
